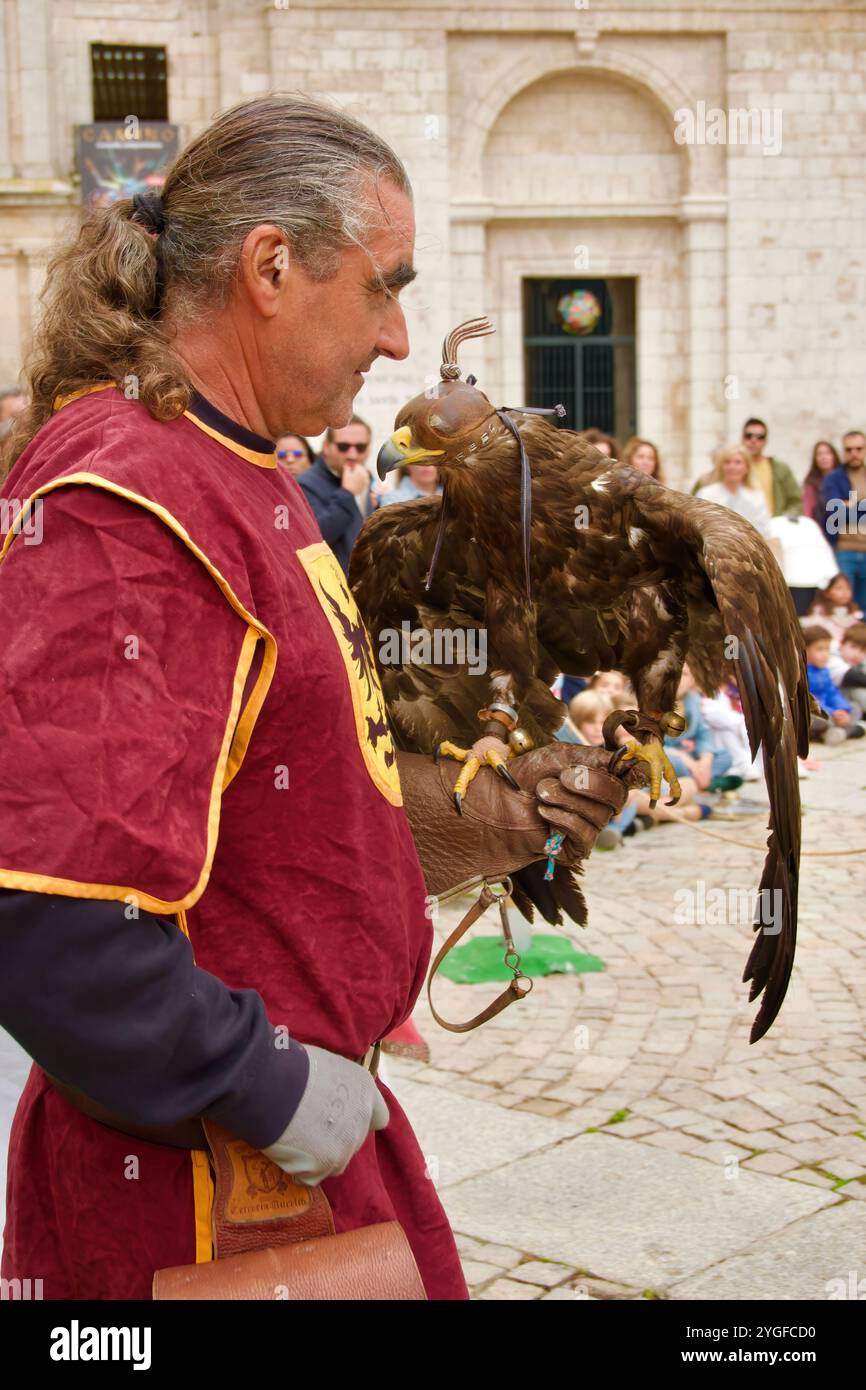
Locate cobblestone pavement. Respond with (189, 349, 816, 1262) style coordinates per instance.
(385, 743, 866, 1300)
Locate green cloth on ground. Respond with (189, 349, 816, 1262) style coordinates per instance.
(437, 933, 605, 983)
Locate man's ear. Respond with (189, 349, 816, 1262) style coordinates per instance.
(237, 224, 291, 318)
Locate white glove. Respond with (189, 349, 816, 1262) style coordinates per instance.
(262, 1044, 389, 1186)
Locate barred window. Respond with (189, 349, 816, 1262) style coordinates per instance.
(91, 43, 168, 122)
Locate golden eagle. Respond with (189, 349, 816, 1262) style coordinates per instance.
(349, 318, 810, 1042)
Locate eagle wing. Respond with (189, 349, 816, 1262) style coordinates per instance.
(619, 476, 810, 1041)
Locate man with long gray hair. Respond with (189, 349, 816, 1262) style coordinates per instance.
(0, 94, 625, 1300)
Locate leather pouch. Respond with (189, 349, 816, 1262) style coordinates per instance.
(153, 1121, 426, 1301)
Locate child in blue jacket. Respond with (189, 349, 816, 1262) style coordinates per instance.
(803, 623, 865, 743)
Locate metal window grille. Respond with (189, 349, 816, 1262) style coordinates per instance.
(523, 278, 636, 440)
(91, 43, 168, 122)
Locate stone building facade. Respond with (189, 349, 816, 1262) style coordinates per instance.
(0, 1, 863, 484)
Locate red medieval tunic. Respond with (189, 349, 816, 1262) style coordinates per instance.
(0, 385, 468, 1300)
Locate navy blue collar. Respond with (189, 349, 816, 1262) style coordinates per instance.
(188, 389, 275, 455)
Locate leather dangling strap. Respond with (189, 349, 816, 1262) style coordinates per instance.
(427, 878, 533, 1033)
(424, 485, 450, 593)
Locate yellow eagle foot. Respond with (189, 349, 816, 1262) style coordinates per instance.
(619, 738, 682, 810)
(435, 736, 518, 814)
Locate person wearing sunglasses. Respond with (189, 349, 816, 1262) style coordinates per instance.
(691, 418, 800, 519)
(298, 415, 375, 573)
(738, 418, 801, 518)
(275, 432, 314, 477)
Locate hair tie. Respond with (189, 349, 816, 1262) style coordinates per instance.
(131, 190, 167, 235)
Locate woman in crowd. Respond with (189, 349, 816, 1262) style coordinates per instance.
(802, 440, 841, 520)
(579, 427, 620, 459)
(621, 436, 664, 482)
(378, 461, 442, 507)
(696, 445, 771, 536)
(275, 432, 314, 477)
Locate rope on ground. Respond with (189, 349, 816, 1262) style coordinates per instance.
(659, 811, 866, 856)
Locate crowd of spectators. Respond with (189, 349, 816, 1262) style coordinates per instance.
(545, 416, 866, 845)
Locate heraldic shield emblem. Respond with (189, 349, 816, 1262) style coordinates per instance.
(296, 542, 402, 806)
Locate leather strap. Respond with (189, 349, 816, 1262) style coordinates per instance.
(47, 1075, 207, 1149)
(47, 1042, 383, 1151)
(427, 878, 533, 1033)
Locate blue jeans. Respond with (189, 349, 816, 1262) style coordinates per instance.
(836, 550, 866, 612)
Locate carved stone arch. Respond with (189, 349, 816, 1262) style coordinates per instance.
(458, 45, 701, 200)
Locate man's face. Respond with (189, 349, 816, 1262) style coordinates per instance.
(323, 423, 371, 476)
(742, 423, 767, 458)
(267, 176, 415, 436)
(843, 434, 865, 470)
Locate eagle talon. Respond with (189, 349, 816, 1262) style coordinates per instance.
(618, 734, 681, 809)
(607, 746, 628, 775)
(436, 736, 515, 811)
(494, 761, 519, 790)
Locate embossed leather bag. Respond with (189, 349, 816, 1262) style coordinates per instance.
(152, 1121, 427, 1301)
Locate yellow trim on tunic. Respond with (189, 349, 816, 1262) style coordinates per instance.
(0, 473, 278, 911)
(182, 410, 277, 469)
(53, 383, 115, 411)
(176, 908, 216, 1264)
(52, 381, 277, 470)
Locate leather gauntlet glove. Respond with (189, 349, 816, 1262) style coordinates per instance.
(397, 744, 646, 900)
(262, 1044, 389, 1187)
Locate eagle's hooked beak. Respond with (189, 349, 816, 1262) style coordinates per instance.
(376, 425, 445, 480)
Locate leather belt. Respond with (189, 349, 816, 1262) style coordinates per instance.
(47, 1040, 383, 1152)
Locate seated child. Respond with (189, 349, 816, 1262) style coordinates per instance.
(806, 574, 864, 644)
(588, 670, 629, 707)
(556, 689, 638, 842)
(803, 623, 866, 743)
(557, 688, 611, 745)
(826, 621, 866, 721)
(663, 664, 735, 790)
(701, 684, 762, 780)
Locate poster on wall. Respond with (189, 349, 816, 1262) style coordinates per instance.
(76, 122, 179, 206)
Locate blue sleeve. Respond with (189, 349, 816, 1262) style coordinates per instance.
(0, 890, 309, 1150)
(690, 702, 714, 757)
(300, 479, 359, 546)
(810, 667, 848, 713)
(821, 468, 849, 547)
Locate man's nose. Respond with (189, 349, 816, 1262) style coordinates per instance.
(376, 300, 410, 362)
